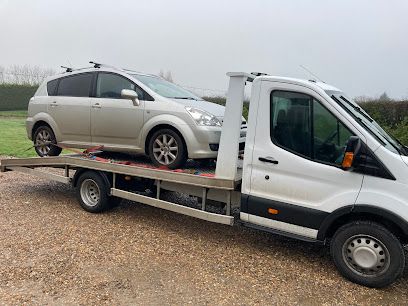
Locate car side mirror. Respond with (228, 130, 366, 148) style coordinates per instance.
(342, 136, 362, 170)
(121, 89, 139, 106)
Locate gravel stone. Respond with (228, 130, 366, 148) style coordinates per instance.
(1, 165, 408, 305)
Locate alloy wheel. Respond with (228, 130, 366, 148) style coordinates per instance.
(152, 134, 179, 165)
(35, 129, 52, 155)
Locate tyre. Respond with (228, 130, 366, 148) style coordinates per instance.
(76, 171, 111, 213)
(33, 125, 62, 157)
(148, 128, 187, 169)
(330, 220, 405, 288)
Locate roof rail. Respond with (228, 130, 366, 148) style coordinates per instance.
(250, 72, 269, 77)
(61, 66, 73, 73)
(89, 61, 120, 70)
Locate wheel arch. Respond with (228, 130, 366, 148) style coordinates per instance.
(31, 113, 61, 141)
(144, 124, 188, 157)
(73, 169, 111, 192)
(32, 120, 52, 139)
(318, 205, 408, 243)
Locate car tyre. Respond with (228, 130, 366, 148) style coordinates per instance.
(148, 128, 187, 169)
(330, 220, 405, 288)
(33, 125, 62, 157)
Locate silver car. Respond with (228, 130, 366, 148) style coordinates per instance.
(27, 66, 247, 168)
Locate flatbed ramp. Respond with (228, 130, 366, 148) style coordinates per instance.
(0, 154, 242, 225)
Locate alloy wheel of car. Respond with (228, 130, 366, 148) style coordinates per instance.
(33, 125, 62, 157)
(152, 134, 179, 166)
(35, 129, 52, 156)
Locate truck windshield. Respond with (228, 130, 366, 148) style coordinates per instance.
(327, 91, 407, 156)
(131, 74, 202, 100)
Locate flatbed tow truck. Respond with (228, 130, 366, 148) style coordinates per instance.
(2, 72, 408, 288)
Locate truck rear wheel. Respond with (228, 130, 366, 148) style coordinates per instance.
(330, 220, 405, 288)
(76, 171, 118, 213)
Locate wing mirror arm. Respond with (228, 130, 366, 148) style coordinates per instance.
(341, 136, 362, 171)
(121, 89, 140, 106)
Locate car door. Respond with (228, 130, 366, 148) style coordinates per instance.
(48, 72, 93, 143)
(245, 81, 365, 238)
(90, 72, 146, 149)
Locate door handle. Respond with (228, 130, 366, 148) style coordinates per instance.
(50, 101, 59, 107)
(92, 103, 102, 109)
(258, 156, 279, 164)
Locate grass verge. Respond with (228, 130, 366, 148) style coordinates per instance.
(0, 115, 69, 158)
(0, 118, 35, 157)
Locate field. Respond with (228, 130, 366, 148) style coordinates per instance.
(0, 111, 35, 157)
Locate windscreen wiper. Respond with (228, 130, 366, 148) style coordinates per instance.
(340, 96, 374, 122)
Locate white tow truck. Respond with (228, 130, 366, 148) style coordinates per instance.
(2, 72, 408, 288)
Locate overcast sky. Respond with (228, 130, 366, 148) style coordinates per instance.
(0, 0, 407, 98)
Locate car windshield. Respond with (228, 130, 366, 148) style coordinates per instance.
(131, 74, 202, 100)
(327, 91, 408, 156)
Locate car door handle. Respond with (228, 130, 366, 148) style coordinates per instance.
(258, 156, 279, 164)
(92, 103, 101, 109)
(50, 101, 59, 107)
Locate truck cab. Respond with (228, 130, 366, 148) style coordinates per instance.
(221, 73, 408, 287)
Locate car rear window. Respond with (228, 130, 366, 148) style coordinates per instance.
(56, 73, 93, 97)
(47, 79, 58, 96)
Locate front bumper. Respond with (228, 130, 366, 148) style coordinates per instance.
(186, 125, 246, 159)
(26, 118, 34, 140)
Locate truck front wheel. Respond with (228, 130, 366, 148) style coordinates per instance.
(330, 220, 405, 288)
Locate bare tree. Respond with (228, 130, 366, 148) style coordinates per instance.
(165, 71, 173, 83)
(0, 65, 4, 84)
(1, 64, 56, 85)
(158, 69, 174, 83)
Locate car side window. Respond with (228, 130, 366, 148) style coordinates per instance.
(56, 73, 93, 97)
(47, 79, 58, 96)
(96, 73, 145, 100)
(270, 90, 353, 166)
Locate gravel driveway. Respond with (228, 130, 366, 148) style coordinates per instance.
(1, 169, 408, 305)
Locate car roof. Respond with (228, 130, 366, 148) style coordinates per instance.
(45, 67, 159, 83)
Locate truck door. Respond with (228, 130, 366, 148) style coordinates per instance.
(243, 81, 365, 239)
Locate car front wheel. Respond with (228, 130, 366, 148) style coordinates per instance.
(148, 128, 187, 169)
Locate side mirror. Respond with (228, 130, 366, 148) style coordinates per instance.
(121, 89, 139, 106)
(342, 136, 362, 170)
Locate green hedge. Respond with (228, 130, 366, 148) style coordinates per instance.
(359, 100, 408, 145)
(0, 84, 38, 111)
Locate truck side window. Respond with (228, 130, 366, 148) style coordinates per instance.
(270, 91, 353, 166)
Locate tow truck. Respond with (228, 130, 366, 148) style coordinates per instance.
(2, 71, 408, 288)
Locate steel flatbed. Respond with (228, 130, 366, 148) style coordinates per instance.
(0, 153, 242, 226)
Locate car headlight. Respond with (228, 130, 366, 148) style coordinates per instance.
(185, 107, 222, 127)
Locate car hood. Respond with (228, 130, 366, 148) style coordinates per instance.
(170, 98, 225, 117)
